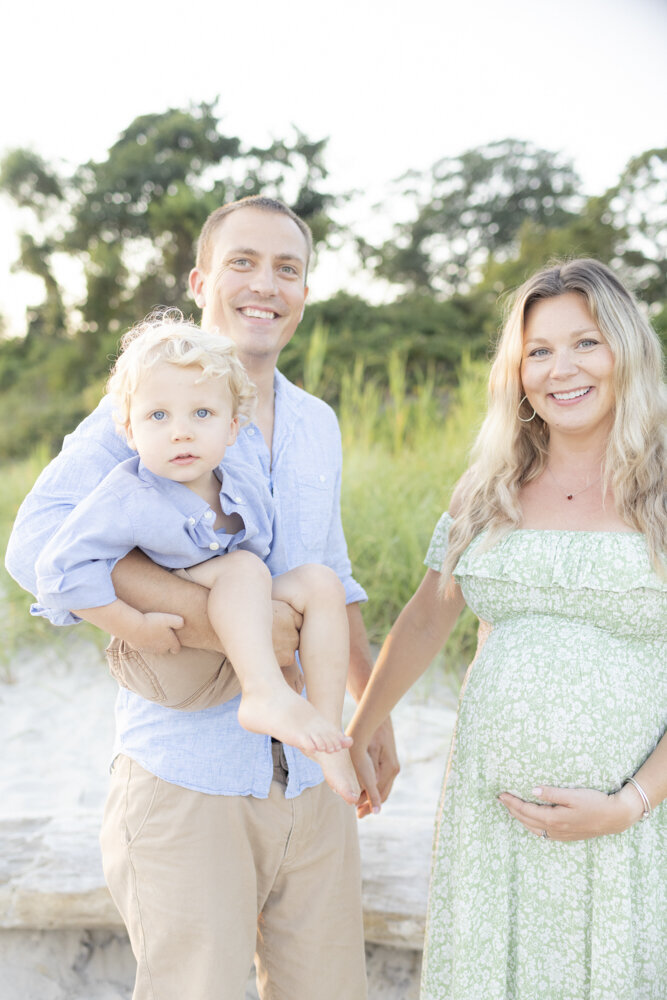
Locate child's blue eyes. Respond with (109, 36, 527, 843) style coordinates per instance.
(150, 409, 210, 421)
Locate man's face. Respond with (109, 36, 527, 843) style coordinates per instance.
(189, 208, 309, 369)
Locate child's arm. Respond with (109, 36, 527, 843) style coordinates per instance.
(35, 488, 184, 652)
(73, 600, 184, 654)
(33, 478, 150, 630)
(5, 398, 132, 597)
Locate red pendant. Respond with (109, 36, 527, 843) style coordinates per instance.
(566, 494, 573, 500)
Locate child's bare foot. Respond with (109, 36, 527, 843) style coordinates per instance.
(310, 747, 361, 805)
(237, 684, 352, 754)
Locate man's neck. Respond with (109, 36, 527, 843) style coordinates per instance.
(243, 360, 277, 453)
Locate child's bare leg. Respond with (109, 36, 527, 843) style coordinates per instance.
(184, 552, 349, 754)
(272, 564, 360, 805)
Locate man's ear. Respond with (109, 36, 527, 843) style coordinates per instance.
(300, 284, 309, 321)
(189, 267, 206, 309)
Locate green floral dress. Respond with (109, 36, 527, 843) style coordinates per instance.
(421, 514, 666, 1000)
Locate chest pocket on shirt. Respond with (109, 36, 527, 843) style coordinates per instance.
(297, 471, 335, 550)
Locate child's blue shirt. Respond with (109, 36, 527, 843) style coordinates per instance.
(6, 371, 366, 799)
(32, 455, 274, 625)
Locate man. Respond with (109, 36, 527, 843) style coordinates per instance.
(6, 197, 398, 1000)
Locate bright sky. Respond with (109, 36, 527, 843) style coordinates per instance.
(1, 0, 665, 333)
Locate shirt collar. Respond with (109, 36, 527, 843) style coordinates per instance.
(135, 459, 233, 522)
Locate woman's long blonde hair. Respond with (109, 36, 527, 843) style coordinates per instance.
(443, 258, 666, 579)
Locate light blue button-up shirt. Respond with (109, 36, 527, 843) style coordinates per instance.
(6, 371, 367, 798)
(32, 456, 274, 625)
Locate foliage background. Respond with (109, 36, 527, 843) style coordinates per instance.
(1, 107, 664, 665)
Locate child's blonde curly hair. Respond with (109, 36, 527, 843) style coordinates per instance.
(107, 309, 257, 431)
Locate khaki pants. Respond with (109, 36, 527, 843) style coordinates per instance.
(100, 747, 367, 1000)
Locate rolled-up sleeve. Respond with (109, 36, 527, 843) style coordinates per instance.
(32, 487, 135, 625)
(5, 398, 131, 597)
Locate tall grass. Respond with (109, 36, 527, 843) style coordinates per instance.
(339, 352, 489, 681)
(1, 339, 490, 686)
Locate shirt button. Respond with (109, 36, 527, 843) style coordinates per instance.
(204, 511, 214, 520)
(209, 542, 220, 551)
(234, 496, 243, 503)
(188, 517, 196, 526)
(246, 428, 255, 436)
(319, 474, 326, 482)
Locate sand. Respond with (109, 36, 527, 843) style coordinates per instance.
(0, 637, 458, 999)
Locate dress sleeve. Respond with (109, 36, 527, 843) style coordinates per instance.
(423, 512, 453, 572)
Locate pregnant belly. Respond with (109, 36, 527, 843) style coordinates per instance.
(455, 615, 665, 800)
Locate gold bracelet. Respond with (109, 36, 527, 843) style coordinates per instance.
(625, 776, 652, 821)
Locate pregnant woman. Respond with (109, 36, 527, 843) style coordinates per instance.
(348, 258, 666, 999)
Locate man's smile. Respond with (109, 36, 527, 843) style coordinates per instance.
(238, 306, 279, 320)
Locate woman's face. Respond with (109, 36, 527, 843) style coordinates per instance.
(520, 292, 615, 443)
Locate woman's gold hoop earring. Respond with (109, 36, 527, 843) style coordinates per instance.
(518, 395, 537, 423)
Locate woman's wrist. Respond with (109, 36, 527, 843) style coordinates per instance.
(623, 776, 653, 819)
(346, 718, 370, 750)
(614, 782, 648, 830)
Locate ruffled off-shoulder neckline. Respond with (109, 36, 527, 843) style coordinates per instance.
(454, 520, 664, 595)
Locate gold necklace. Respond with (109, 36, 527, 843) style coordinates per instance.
(546, 465, 601, 501)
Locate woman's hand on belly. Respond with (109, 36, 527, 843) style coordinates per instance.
(497, 783, 646, 841)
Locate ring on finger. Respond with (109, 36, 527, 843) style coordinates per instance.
(540, 829, 549, 839)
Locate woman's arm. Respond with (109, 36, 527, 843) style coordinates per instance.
(345, 601, 400, 818)
(347, 568, 465, 814)
(499, 730, 667, 840)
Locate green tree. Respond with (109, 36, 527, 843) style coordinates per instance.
(363, 138, 583, 295)
(278, 289, 496, 400)
(2, 101, 340, 345)
(472, 149, 666, 347)
(478, 195, 621, 296)
(601, 147, 667, 305)
(0, 103, 342, 459)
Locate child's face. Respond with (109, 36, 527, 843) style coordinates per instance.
(126, 363, 239, 492)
